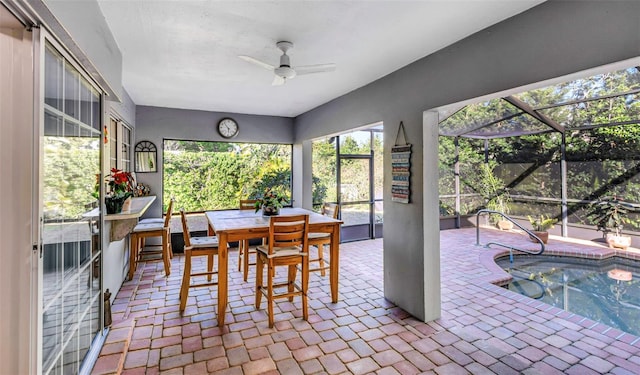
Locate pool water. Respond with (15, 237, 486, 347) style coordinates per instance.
(497, 255, 640, 337)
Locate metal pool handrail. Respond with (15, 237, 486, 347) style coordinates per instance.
(475, 209, 545, 256)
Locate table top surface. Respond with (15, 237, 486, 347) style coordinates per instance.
(205, 207, 342, 232)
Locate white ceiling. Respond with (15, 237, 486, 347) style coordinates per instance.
(97, 1, 545, 118)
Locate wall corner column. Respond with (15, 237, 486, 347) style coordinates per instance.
(293, 141, 313, 209)
(423, 110, 441, 321)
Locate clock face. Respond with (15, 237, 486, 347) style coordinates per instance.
(217, 118, 239, 138)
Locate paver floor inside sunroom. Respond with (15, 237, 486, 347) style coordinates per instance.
(93, 228, 640, 375)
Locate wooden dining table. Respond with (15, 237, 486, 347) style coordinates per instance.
(205, 207, 343, 326)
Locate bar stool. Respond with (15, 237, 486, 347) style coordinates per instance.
(138, 198, 174, 255)
(308, 203, 339, 276)
(128, 199, 174, 280)
(255, 214, 310, 328)
(179, 209, 219, 311)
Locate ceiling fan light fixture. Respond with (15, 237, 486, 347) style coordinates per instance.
(275, 66, 296, 79)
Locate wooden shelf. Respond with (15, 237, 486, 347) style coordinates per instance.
(83, 196, 157, 241)
(104, 196, 156, 221)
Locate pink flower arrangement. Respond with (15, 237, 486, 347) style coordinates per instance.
(254, 188, 287, 213)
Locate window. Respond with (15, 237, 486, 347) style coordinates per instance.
(108, 117, 132, 172)
(42, 41, 102, 375)
(122, 125, 131, 171)
(108, 118, 117, 169)
(163, 140, 292, 212)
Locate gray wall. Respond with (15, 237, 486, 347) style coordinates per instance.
(135, 105, 294, 217)
(102, 88, 137, 303)
(38, 0, 123, 100)
(108, 88, 136, 127)
(294, 0, 640, 320)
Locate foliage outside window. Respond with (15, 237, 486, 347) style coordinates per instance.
(438, 66, 640, 229)
(163, 140, 292, 212)
(311, 130, 383, 216)
(312, 138, 336, 210)
(43, 45, 101, 221)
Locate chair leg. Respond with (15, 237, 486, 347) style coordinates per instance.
(207, 253, 214, 282)
(287, 265, 296, 302)
(179, 250, 191, 311)
(162, 231, 171, 276)
(302, 255, 309, 321)
(255, 254, 264, 309)
(267, 261, 274, 328)
(243, 241, 250, 282)
(237, 241, 244, 272)
(128, 233, 137, 281)
(318, 245, 326, 277)
(137, 236, 144, 262)
(168, 229, 174, 259)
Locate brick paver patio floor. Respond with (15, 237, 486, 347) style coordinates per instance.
(93, 227, 640, 374)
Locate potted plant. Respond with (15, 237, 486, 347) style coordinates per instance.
(527, 215, 557, 244)
(104, 168, 135, 214)
(587, 196, 633, 250)
(254, 188, 288, 216)
(477, 162, 512, 230)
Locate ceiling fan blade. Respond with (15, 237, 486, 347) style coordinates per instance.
(272, 75, 286, 86)
(239, 55, 275, 71)
(295, 63, 336, 75)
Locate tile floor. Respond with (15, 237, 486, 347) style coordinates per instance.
(92, 228, 640, 374)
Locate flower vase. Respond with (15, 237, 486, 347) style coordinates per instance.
(105, 195, 127, 214)
(262, 205, 280, 216)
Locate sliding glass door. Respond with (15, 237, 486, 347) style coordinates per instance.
(312, 125, 383, 242)
(338, 128, 384, 241)
(41, 41, 103, 375)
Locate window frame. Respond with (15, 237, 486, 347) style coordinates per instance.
(162, 138, 294, 213)
(108, 117, 132, 172)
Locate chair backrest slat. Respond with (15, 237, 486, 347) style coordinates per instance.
(322, 203, 339, 219)
(179, 209, 191, 248)
(268, 214, 309, 255)
(240, 199, 257, 211)
(164, 198, 175, 227)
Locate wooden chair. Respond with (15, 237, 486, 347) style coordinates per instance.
(239, 199, 259, 281)
(179, 209, 219, 312)
(255, 214, 310, 328)
(308, 203, 339, 276)
(138, 199, 174, 256)
(138, 202, 170, 224)
(128, 198, 174, 280)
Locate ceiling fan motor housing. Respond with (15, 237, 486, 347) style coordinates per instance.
(275, 41, 296, 79)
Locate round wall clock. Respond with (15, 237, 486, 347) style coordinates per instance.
(217, 117, 239, 139)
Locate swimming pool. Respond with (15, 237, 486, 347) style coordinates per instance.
(497, 255, 640, 337)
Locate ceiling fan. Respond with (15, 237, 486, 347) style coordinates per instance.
(239, 41, 336, 86)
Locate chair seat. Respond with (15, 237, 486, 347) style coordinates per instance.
(133, 222, 164, 232)
(190, 236, 219, 248)
(308, 232, 330, 240)
(257, 245, 306, 258)
(138, 217, 165, 224)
